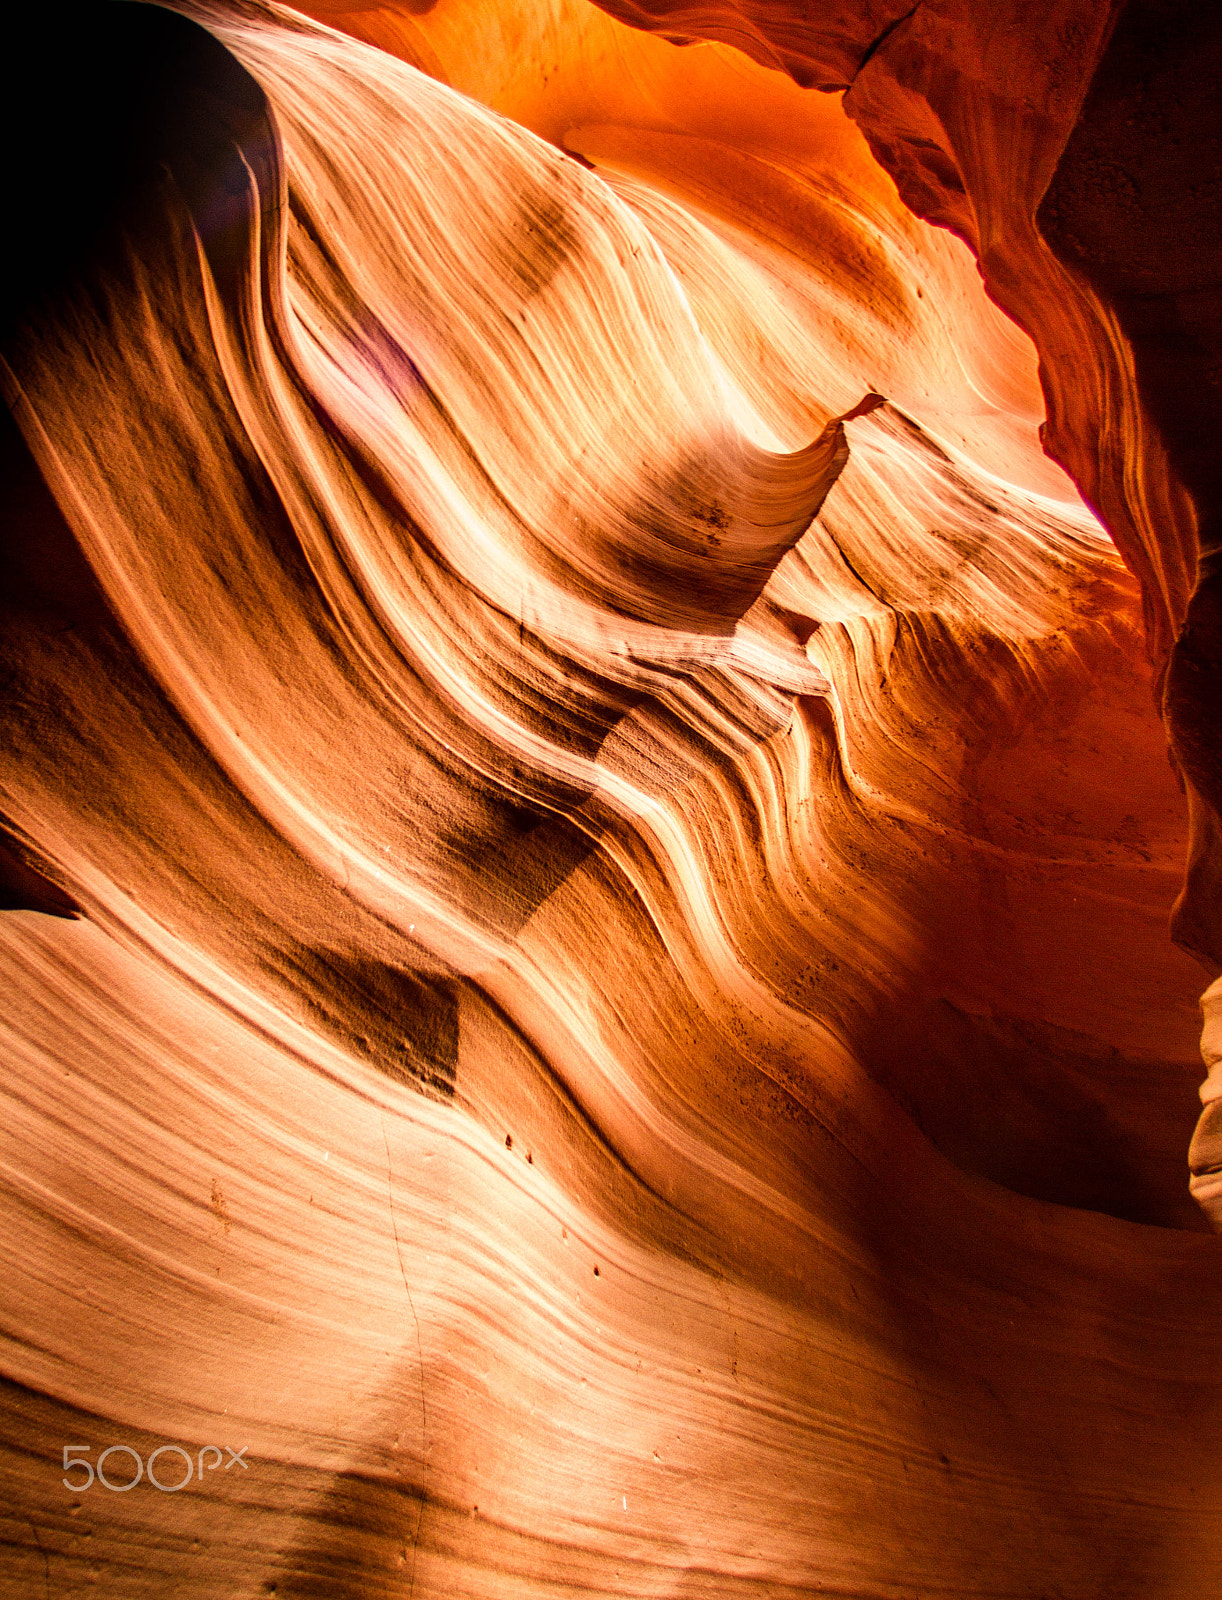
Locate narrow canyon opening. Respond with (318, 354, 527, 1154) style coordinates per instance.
(3, 2, 1221, 1596)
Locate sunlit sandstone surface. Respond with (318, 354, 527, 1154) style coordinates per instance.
(3, 1, 1222, 1595)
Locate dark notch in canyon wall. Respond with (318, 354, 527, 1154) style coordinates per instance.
(1038, 0, 1222, 971)
(587, 0, 1222, 964)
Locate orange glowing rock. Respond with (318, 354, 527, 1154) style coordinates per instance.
(2, 2, 1222, 1595)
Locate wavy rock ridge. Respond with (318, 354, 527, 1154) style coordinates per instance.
(586, 0, 1222, 1208)
(2, 1, 1221, 1595)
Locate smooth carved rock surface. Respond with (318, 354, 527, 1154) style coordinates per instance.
(585, 0, 1222, 1199)
(2, 1, 1221, 1596)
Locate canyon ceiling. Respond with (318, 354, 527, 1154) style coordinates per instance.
(3, 0, 1222, 1595)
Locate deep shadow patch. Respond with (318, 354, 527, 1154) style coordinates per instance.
(501, 186, 579, 301)
(440, 798, 596, 936)
(266, 943, 457, 1101)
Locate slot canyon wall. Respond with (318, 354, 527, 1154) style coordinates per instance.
(2, 0, 1221, 1595)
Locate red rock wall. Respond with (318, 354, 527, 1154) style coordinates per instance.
(2, 2, 1221, 1595)
(588, 0, 1222, 1259)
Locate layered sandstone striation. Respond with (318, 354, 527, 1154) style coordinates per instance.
(584, 0, 1222, 1211)
(2, 1, 1221, 1596)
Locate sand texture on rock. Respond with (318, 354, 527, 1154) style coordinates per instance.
(3, 2, 1222, 1595)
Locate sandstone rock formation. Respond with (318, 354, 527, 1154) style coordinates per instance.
(585, 0, 1222, 1212)
(2, 1, 1220, 1595)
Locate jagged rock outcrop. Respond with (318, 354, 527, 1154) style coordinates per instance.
(3, 2, 1221, 1595)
